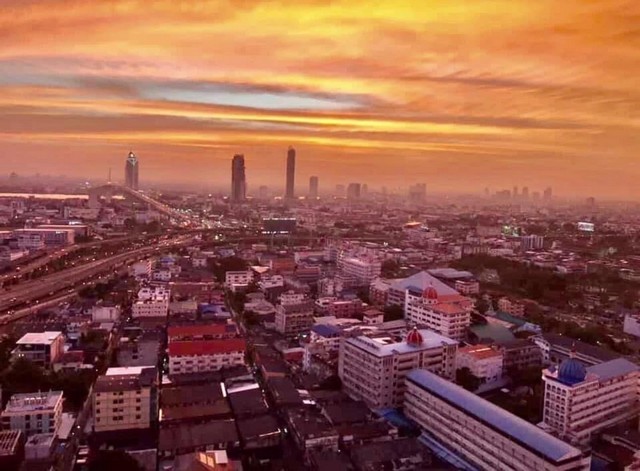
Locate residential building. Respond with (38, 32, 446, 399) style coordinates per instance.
(386, 271, 459, 307)
(91, 303, 121, 322)
(225, 270, 253, 290)
(132, 286, 170, 318)
(535, 334, 619, 366)
(1, 391, 63, 437)
(542, 356, 640, 445)
(369, 278, 394, 307)
(404, 285, 472, 341)
(405, 369, 590, 471)
(454, 279, 480, 295)
(231, 154, 246, 203)
(12, 331, 64, 368)
(339, 256, 381, 287)
(275, 300, 315, 337)
(498, 297, 526, 317)
(456, 344, 503, 385)
(93, 366, 158, 433)
(339, 327, 457, 408)
(130, 260, 152, 278)
(315, 297, 363, 318)
(168, 337, 246, 375)
(521, 234, 545, 251)
(497, 339, 542, 373)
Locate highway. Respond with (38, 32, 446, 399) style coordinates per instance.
(0, 234, 194, 320)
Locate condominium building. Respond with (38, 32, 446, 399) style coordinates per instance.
(132, 286, 170, 318)
(275, 300, 315, 337)
(542, 356, 640, 445)
(12, 332, 64, 368)
(404, 285, 472, 341)
(405, 369, 590, 471)
(1, 391, 63, 437)
(93, 366, 158, 433)
(168, 338, 246, 375)
(225, 270, 253, 289)
(338, 327, 457, 408)
(456, 344, 504, 385)
(339, 256, 381, 287)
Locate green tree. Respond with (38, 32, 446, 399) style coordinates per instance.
(456, 367, 481, 391)
(383, 305, 404, 322)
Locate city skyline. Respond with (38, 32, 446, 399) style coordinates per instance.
(0, 1, 639, 199)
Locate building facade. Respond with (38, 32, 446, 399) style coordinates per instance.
(12, 332, 64, 368)
(125, 151, 139, 190)
(405, 369, 590, 471)
(286, 147, 296, 199)
(339, 328, 457, 408)
(456, 344, 504, 385)
(542, 356, 640, 445)
(1, 391, 63, 437)
(132, 286, 170, 318)
(231, 154, 246, 203)
(275, 301, 315, 337)
(309, 176, 319, 198)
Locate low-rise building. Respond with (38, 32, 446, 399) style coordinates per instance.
(91, 302, 121, 322)
(93, 366, 158, 434)
(497, 339, 542, 373)
(542, 356, 640, 445)
(405, 369, 591, 471)
(339, 327, 457, 408)
(454, 279, 480, 295)
(498, 297, 526, 317)
(12, 331, 64, 368)
(275, 300, 315, 337)
(225, 270, 253, 290)
(1, 391, 63, 437)
(456, 344, 503, 385)
(132, 286, 170, 318)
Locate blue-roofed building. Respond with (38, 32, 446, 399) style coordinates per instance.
(542, 357, 640, 445)
(405, 369, 591, 471)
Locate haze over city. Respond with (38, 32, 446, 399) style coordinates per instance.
(0, 0, 639, 198)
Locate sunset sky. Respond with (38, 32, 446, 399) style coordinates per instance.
(0, 0, 639, 198)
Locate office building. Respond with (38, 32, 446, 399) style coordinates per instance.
(404, 284, 472, 341)
(93, 366, 158, 433)
(286, 146, 296, 199)
(339, 327, 457, 408)
(542, 356, 640, 445)
(13, 228, 75, 248)
(231, 154, 246, 203)
(12, 332, 64, 368)
(1, 391, 63, 437)
(125, 151, 139, 190)
(309, 176, 319, 198)
(405, 369, 590, 471)
(347, 183, 361, 200)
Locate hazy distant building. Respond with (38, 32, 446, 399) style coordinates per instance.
(231, 154, 246, 203)
(409, 183, 426, 203)
(258, 185, 269, 200)
(286, 147, 296, 199)
(347, 183, 361, 200)
(512, 186, 518, 198)
(522, 186, 529, 200)
(336, 184, 345, 196)
(309, 176, 319, 198)
(361, 183, 368, 196)
(125, 151, 139, 190)
(543, 187, 553, 200)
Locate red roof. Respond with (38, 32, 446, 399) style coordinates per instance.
(168, 339, 246, 357)
(406, 327, 424, 346)
(168, 323, 237, 339)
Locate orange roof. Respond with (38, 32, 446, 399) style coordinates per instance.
(169, 338, 246, 357)
(459, 345, 502, 360)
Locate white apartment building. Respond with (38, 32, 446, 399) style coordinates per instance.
(1, 391, 63, 437)
(338, 327, 457, 408)
(339, 256, 381, 287)
(498, 297, 526, 317)
(132, 286, 170, 318)
(130, 260, 152, 278)
(12, 331, 65, 368)
(404, 286, 472, 341)
(168, 338, 246, 375)
(405, 369, 591, 471)
(279, 291, 307, 305)
(151, 269, 172, 282)
(542, 356, 640, 445)
(91, 303, 121, 322)
(225, 270, 253, 289)
(93, 366, 158, 433)
(456, 344, 504, 385)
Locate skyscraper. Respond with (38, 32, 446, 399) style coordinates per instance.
(543, 187, 553, 200)
(522, 186, 529, 200)
(285, 147, 296, 199)
(231, 154, 246, 203)
(124, 151, 139, 190)
(309, 176, 319, 198)
(347, 183, 361, 200)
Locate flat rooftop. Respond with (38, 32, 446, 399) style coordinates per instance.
(3, 391, 63, 413)
(347, 329, 457, 357)
(16, 331, 62, 345)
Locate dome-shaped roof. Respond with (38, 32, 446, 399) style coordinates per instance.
(406, 327, 424, 346)
(422, 284, 438, 300)
(558, 357, 586, 385)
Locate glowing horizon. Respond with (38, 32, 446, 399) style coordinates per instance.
(1, 0, 639, 198)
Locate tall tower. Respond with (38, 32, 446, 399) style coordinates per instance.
(125, 151, 139, 190)
(231, 154, 246, 203)
(309, 176, 319, 198)
(286, 146, 296, 199)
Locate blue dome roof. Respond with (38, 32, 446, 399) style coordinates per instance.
(558, 357, 586, 385)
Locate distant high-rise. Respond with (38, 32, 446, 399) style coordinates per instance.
(124, 151, 139, 190)
(336, 184, 345, 196)
(347, 183, 361, 200)
(286, 147, 296, 199)
(231, 154, 246, 203)
(258, 185, 269, 200)
(309, 176, 319, 198)
(522, 186, 529, 200)
(543, 187, 553, 200)
(409, 183, 426, 203)
(512, 186, 518, 198)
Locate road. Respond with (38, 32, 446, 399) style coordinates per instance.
(0, 234, 194, 322)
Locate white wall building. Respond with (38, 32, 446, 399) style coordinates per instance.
(404, 285, 472, 341)
(456, 344, 504, 385)
(338, 327, 457, 408)
(91, 303, 121, 322)
(168, 338, 246, 375)
(130, 260, 152, 278)
(225, 270, 253, 289)
(339, 256, 381, 287)
(405, 369, 590, 471)
(132, 286, 170, 318)
(542, 356, 640, 445)
(12, 331, 65, 368)
(1, 391, 63, 437)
